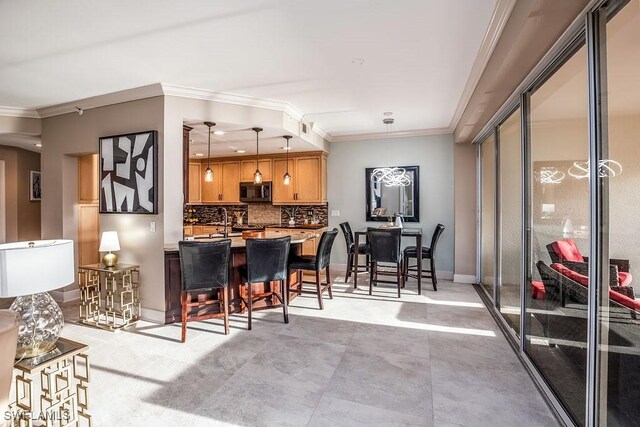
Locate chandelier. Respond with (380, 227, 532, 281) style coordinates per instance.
(371, 167, 411, 187)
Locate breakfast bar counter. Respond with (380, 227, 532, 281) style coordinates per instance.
(163, 231, 320, 324)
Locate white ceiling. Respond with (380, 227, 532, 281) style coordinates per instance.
(0, 0, 498, 137)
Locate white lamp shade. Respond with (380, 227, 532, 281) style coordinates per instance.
(0, 240, 75, 297)
(99, 231, 120, 252)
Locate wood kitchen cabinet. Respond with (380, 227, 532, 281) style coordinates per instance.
(241, 159, 272, 182)
(272, 154, 327, 205)
(78, 154, 99, 203)
(220, 161, 241, 202)
(188, 163, 201, 203)
(272, 158, 296, 203)
(201, 162, 221, 202)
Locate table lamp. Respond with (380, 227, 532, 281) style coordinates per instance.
(99, 231, 120, 267)
(0, 240, 74, 359)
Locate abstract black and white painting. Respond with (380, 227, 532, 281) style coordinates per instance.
(99, 131, 157, 214)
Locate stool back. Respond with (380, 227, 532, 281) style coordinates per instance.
(179, 240, 231, 292)
(367, 228, 402, 263)
(430, 224, 445, 257)
(246, 236, 291, 283)
(315, 228, 339, 270)
(339, 222, 355, 252)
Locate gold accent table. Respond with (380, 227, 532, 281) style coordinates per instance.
(77, 263, 140, 331)
(9, 338, 91, 427)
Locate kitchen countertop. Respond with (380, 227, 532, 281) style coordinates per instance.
(183, 222, 327, 229)
(165, 230, 320, 252)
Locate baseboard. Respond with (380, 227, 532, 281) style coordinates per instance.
(453, 274, 477, 284)
(50, 288, 80, 303)
(140, 307, 165, 324)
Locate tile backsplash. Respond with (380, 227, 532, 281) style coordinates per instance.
(185, 203, 328, 226)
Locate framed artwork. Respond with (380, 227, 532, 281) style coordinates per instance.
(99, 130, 158, 214)
(30, 171, 41, 201)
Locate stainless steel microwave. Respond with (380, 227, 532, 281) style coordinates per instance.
(239, 182, 272, 202)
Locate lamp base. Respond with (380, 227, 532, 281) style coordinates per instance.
(10, 292, 64, 359)
(102, 252, 118, 268)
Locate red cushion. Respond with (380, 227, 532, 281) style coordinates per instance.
(551, 239, 584, 262)
(618, 271, 632, 286)
(531, 281, 545, 300)
(609, 289, 640, 312)
(550, 263, 589, 286)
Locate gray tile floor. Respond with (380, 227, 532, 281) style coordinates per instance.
(10, 272, 558, 426)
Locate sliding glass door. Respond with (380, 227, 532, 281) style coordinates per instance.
(480, 134, 496, 300)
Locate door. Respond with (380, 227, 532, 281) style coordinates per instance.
(272, 158, 296, 203)
(188, 163, 201, 203)
(78, 204, 99, 265)
(295, 156, 321, 202)
(78, 154, 99, 203)
(220, 161, 240, 202)
(201, 162, 221, 202)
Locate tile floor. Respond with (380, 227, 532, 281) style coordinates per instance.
(7, 273, 558, 426)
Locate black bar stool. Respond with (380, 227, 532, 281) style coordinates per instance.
(178, 240, 232, 342)
(288, 229, 339, 309)
(367, 227, 404, 298)
(403, 224, 445, 291)
(339, 222, 370, 284)
(240, 236, 291, 330)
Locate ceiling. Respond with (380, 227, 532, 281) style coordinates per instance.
(184, 121, 317, 158)
(0, 0, 498, 138)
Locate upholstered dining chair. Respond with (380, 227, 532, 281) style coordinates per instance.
(179, 240, 232, 342)
(367, 227, 404, 298)
(339, 222, 370, 283)
(0, 310, 18, 426)
(403, 224, 445, 292)
(288, 228, 339, 309)
(241, 236, 291, 330)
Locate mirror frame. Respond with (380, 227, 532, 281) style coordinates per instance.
(365, 165, 420, 222)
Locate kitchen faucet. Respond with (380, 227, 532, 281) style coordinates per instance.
(219, 207, 229, 238)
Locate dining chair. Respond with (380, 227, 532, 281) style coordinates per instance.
(367, 227, 404, 298)
(240, 236, 291, 330)
(339, 222, 370, 283)
(178, 240, 232, 342)
(403, 224, 445, 291)
(288, 229, 339, 309)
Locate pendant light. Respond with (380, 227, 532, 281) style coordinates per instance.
(252, 127, 263, 184)
(282, 135, 292, 185)
(203, 121, 216, 182)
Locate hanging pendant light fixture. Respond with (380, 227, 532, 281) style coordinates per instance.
(203, 121, 216, 182)
(282, 135, 292, 185)
(252, 127, 263, 184)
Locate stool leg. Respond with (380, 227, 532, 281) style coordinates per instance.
(222, 287, 230, 335)
(181, 291, 188, 343)
(247, 283, 253, 330)
(396, 264, 401, 298)
(369, 262, 374, 295)
(316, 270, 324, 310)
(326, 266, 333, 299)
(283, 279, 289, 324)
(431, 258, 438, 291)
(345, 252, 352, 282)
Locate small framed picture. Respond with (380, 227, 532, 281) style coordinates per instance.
(30, 171, 41, 201)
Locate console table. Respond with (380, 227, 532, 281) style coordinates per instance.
(9, 338, 91, 427)
(78, 263, 140, 331)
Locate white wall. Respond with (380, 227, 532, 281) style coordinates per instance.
(327, 134, 455, 276)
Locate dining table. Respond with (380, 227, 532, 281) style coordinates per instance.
(353, 227, 427, 294)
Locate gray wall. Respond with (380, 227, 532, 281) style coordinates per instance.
(327, 134, 455, 276)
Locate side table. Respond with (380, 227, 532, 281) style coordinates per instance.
(77, 263, 140, 331)
(9, 338, 91, 426)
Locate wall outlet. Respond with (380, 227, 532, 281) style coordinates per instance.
(149, 221, 156, 232)
(331, 210, 340, 217)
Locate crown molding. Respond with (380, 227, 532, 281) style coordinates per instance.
(331, 127, 451, 143)
(36, 83, 164, 118)
(0, 106, 40, 119)
(448, 0, 517, 131)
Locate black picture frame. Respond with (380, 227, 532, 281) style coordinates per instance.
(99, 130, 158, 214)
(365, 165, 420, 222)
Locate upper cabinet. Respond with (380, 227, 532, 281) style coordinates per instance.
(187, 152, 326, 205)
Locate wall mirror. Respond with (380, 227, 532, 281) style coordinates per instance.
(365, 166, 419, 222)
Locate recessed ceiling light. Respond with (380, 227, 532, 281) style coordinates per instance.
(281, 146, 292, 150)
(214, 130, 226, 136)
(34, 143, 42, 147)
(352, 58, 365, 65)
(236, 150, 246, 154)
(384, 111, 393, 116)
(194, 153, 204, 157)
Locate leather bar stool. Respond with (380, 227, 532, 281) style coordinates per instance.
(288, 229, 339, 310)
(179, 240, 232, 342)
(240, 236, 291, 330)
(0, 310, 18, 426)
(339, 222, 370, 283)
(403, 224, 445, 292)
(367, 227, 404, 298)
